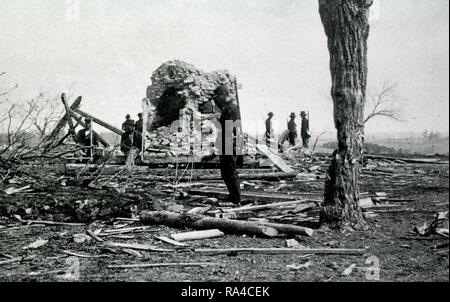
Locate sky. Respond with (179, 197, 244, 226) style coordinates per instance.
(0, 0, 448, 137)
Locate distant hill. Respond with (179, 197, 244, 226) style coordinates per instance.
(323, 134, 449, 156)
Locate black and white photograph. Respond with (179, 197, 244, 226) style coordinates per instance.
(0, 0, 448, 289)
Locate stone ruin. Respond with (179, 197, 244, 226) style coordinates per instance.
(141, 60, 238, 157)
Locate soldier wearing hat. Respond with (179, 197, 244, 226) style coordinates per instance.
(122, 114, 131, 131)
(204, 83, 242, 204)
(121, 118, 142, 165)
(300, 111, 311, 148)
(75, 117, 99, 158)
(265, 112, 274, 147)
(135, 113, 144, 133)
(287, 112, 298, 147)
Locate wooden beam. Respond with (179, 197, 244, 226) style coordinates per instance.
(75, 109, 124, 136)
(256, 144, 295, 173)
(46, 96, 82, 142)
(60, 93, 78, 141)
(170, 229, 224, 242)
(70, 112, 109, 147)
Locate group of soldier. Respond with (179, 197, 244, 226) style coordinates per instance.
(75, 113, 144, 162)
(74, 83, 310, 207)
(265, 111, 311, 151)
(120, 113, 143, 163)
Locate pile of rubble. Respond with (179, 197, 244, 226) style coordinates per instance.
(142, 60, 237, 158)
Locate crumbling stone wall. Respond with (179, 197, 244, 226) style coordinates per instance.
(142, 60, 238, 156)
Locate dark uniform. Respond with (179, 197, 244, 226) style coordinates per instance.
(135, 113, 144, 133)
(120, 120, 142, 154)
(287, 119, 298, 146)
(265, 114, 274, 147)
(122, 114, 131, 131)
(217, 100, 242, 204)
(75, 121, 99, 158)
(300, 113, 311, 148)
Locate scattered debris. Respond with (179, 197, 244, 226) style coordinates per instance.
(155, 235, 188, 247)
(105, 242, 173, 252)
(108, 262, 222, 269)
(195, 247, 367, 255)
(23, 238, 48, 249)
(73, 234, 92, 244)
(413, 211, 449, 238)
(341, 263, 356, 276)
(287, 261, 312, 270)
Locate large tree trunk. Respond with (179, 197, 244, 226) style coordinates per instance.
(318, 0, 372, 229)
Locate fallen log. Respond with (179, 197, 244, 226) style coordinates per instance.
(170, 229, 224, 242)
(140, 211, 279, 238)
(195, 248, 366, 255)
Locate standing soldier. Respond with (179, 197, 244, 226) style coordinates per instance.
(75, 117, 99, 158)
(121, 119, 142, 166)
(203, 83, 242, 205)
(135, 113, 144, 133)
(121, 114, 131, 131)
(287, 112, 298, 147)
(300, 111, 311, 148)
(265, 112, 274, 147)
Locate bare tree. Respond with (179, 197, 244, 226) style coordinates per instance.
(364, 81, 402, 124)
(318, 0, 372, 229)
(27, 93, 64, 138)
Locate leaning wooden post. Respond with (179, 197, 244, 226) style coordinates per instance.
(45, 96, 82, 146)
(60, 93, 78, 142)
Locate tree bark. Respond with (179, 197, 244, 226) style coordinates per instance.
(318, 0, 372, 229)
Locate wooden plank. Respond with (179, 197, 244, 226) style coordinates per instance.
(170, 229, 224, 242)
(154, 236, 187, 247)
(75, 109, 124, 136)
(256, 144, 295, 173)
(105, 242, 173, 252)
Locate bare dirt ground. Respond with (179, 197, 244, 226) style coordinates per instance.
(0, 158, 448, 282)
